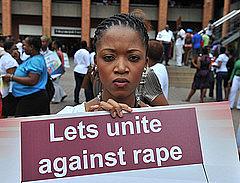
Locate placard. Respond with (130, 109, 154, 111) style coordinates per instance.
(21, 108, 202, 182)
(0, 102, 240, 183)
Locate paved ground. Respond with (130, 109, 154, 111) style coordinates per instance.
(50, 59, 240, 135)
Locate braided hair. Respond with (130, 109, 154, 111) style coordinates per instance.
(93, 13, 149, 51)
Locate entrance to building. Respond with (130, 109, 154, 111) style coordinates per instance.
(51, 37, 81, 57)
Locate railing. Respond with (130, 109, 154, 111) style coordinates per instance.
(199, 9, 240, 46)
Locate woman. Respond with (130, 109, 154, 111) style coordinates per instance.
(0, 46, 19, 117)
(228, 58, 240, 109)
(3, 37, 49, 117)
(185, 47, 211, 103)
(147, 40, 169, 99)
(213, 47, 229, 101)
(60, 13, 167, 117)
(51, 40, 67, 103)
(73, 40, 90, 105)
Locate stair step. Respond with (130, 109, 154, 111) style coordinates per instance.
(166, 66, 195, 88)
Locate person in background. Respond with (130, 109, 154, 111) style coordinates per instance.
(206, 20, 215, 43)
(0, 46, 19, 117)
(3, 37, 49, 117)
(51, 40, 67, 103)
(185, 47, 211, 103)
(202, 30, 210, 47)
(40, 35, 52, 56)
(213, 46, 229, 101)
(191, 29, 202, 68)
(59, 13, 167, 117)
(62, 44, 70, 68)
(225, 48, 236, 100)
(73, 40, 90, 105)
(156, 25, 174, 66)
(183, 28, 193, 66)
(147, 40, 169, 99)
(175, 25, 185, 67)
(228, 58, 240, 110)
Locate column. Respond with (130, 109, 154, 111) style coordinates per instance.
(2, 0, 12, 36)
(81, 0, 91, 46)
(42, 0, 52, 37)
(158, 0, 168, 32)
(202, 0, 214, 28)
(222, 0, 230, 37)
(120, 0, 129, 14)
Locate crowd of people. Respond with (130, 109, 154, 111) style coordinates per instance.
(0, 35, 68, 117)
(0, 12, 239, 118)
(156, 20, 239, 108)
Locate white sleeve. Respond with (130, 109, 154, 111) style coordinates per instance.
(57, 102, 86, 114)
(73, 51, 78, 64)
(156, 32, 161, 40)
(4, 56, 18, 70)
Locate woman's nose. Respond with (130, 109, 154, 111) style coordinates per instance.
(113, 57, 129, 74)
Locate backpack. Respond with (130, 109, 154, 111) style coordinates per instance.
(45, 74, 55, 102)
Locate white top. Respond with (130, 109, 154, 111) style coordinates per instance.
(156, 29, 174, 43)
(57, 102, 86, 114)
(0, 52, 19, 98)
(40, 47, 52, 56)
(206, 23, 214, 36)
(215, 53, 229, 73)
(150, 63, 169, 99)
(90, 52, 96, 66)
(74, 49, 90, 74)
(63, 52, 70, 68)
(175, 29, 186, 46)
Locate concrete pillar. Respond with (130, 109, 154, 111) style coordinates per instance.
(222, 0, 230, 38)
(158, 0, 168, 32)
(120, 0, 129, 14)
(202, 0, 214, 28)
(2, 0, 12, 36)
(81, 0, 91, 46)
(42, 0, 52, 37)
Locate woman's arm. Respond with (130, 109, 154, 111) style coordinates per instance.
(150, 94, 169, 106)
(3, 72, 40, 86)
(6, 67, 17, 74)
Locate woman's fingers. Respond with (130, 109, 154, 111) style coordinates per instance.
(97, 99, 132, 118)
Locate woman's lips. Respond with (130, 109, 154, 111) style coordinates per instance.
(113, 78, 129, 87)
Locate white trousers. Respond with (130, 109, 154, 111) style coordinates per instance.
(229, 75, 240, 109)
(52, 76, 66, 103)
(175, 45, 183, 66)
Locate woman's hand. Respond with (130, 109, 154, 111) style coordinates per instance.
(87, 99, 133, 118)
(2, 74, 13, 82)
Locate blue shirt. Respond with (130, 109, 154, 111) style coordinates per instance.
(192, 33, 202, 49)
(12, 54, 48, 97)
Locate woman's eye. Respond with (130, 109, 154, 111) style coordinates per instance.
(103, 55, 115, 62)
(128, 55, 140, 62)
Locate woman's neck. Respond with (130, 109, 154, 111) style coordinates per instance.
(101, 91, 136, 108)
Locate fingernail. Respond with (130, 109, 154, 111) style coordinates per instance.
(111, 112, 116, 118)
(119, 111, 123, 117)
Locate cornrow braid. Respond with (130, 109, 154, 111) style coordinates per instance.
(93, 13, 149, 51)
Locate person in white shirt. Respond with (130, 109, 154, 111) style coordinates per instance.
(40, 35, 52, 56)
(73, 40, 90, 105)
(148, 40, 169, 99)
(156, 25, 174, 66)
(213, 47, 229, 101)
(0, 47, 19, 117)
(175, 25, 185, 67)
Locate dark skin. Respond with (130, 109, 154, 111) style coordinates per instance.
(3, 38, 40, 85)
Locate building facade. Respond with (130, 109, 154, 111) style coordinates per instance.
(0, 0, 239, 52)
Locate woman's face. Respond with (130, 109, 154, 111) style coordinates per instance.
(95, 26, 147, 100)
(23, 38, 32, 55)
